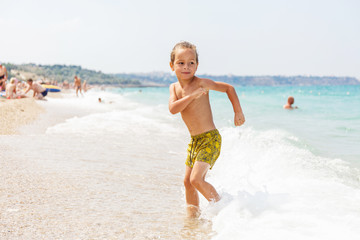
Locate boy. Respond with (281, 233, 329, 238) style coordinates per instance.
(168, 41, 245, 216)
(25, 79, 48, 100)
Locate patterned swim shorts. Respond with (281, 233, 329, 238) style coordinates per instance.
(186, 129, 222, 169)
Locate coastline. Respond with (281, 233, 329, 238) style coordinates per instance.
(1, 86, 359, 239)
(0, 89, 191, 239)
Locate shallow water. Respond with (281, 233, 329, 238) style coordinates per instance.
(1, 92, 213, 239)
(1, 86, 360, 239)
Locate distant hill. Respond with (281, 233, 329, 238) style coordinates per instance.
(4, 63, 359, 87)
(200, 74, 360, 86)
(115, 72, 360, 86)
(4, 63, 141, 86)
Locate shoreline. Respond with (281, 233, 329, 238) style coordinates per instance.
(0, 89, 191, 239)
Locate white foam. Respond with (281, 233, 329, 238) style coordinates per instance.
(202, 127, 360, 239)
(46, 89, 182, 136)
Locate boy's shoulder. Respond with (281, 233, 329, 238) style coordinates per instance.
(170, 82, 179, 87)
(195, 76, 216, 83)
(169, 82, 180, 91)
(184, 76, 211, 86)
(170, 76, 213, 90)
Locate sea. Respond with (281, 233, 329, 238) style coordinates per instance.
(2, 85, 360, 239)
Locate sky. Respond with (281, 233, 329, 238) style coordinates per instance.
(1, 0, 360, 77)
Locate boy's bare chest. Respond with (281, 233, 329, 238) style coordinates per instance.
(176, 88, 209, 114)
(175, 84, 198, 99)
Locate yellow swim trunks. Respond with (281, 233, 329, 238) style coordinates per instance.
(186, 129, 222, 169)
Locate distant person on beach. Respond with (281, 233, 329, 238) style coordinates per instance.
(0, 62, 8, 91)
(6, 78, 27, 99)
(283, 96, 298, 109)
(74, 76, 83, 97)
(6, 78, 17, 99)
(168, 41, 245, 217)
(83, 80, 88, 92)
(17, 80, 27, 91)
(98, 97, 114, 104)
(62, 80, 70, 89)
(25, 79, 48, 100)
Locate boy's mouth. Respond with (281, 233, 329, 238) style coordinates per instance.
(182, 72, 191, 74)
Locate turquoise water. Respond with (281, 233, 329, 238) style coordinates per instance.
(114, 85, 360, 164)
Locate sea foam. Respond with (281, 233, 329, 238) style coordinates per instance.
(201, 127, 360, 240)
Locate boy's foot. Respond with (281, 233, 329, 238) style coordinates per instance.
(186, 205, 201, 218)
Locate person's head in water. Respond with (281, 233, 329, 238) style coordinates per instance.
(284, 96, 298, 109)
(288, 96, 294, 105)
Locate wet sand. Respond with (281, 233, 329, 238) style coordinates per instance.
(0, 94, 97, 239)
(0, 91, 214, 239)
(0, 94, 131, 239)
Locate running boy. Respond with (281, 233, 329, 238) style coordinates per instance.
(168, 41, 245, 216)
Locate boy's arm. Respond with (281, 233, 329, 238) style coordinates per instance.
(202, 79, 245, 126)
(24, 86, 31, 94)
(168, 83, 206, 114)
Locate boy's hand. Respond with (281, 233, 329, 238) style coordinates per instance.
(193, 87, 208, 99)
(234, 111, 245, 126)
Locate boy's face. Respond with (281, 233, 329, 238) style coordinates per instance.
(170, 48, 198, 81)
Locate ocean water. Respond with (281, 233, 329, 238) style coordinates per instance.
(118, 85, 360, 163)
(2, 85, 360, 239)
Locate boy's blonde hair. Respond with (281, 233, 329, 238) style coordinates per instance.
(10, 77, 16, 84)
(170, 41, 199, 64)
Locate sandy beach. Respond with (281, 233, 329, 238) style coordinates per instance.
(0, 91, 207, 239)
(0, 98, 44, 135)
(0, 94, 81, 238)
(1, 93, 120, 239)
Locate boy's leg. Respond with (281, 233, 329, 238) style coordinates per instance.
(184, 166, 200, 217)
(190, 161, 220, 202)
(35, 92, 43, 100)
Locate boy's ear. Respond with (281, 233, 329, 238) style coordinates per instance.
(169, 62, 174, 71)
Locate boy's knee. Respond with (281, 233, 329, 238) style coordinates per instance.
(184, 177, 192, 189)
(190, 176, 202, 188)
